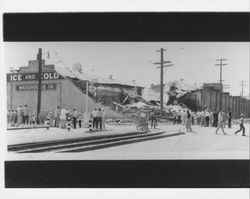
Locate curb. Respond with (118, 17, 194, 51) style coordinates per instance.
(7, 126, 48, 131)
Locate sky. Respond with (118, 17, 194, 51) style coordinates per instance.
(4, 42, 249, 97)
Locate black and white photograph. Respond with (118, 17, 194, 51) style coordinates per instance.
(1, 11, 250, 193)
(5, 42, 250, 160)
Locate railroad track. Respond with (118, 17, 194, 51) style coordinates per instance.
(8, 131, 185, 153)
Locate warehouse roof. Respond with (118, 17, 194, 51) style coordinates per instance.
(55, 66, 144, 88)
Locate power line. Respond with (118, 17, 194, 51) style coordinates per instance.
(215, 58, 228, 111)
(154, 48, 174, 116)
(53, 49, 76, 77)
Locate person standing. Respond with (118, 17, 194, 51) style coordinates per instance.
(10, 110, 15, 126)
(191, 112, 194, 125)
(201, 111, 206, 127)
(205, 110, 210, 127)
(222, 110, 227, 128)
(60, 107, 67, 129)
(177, 110, 181, 124)
(193, 112, 198, 125)
(38, 111, 46, 125)
(140, 111, 148, 131)
(209, 111, 214, 127)
(196, 112, 201, 125)
(96, 108, 103, 130)
(150, 111, 157, 129)
(173, 111, 177, 125)
(54, 106, 60, 127)
(7, 110, 11, 125)
(215, 111, 226, 135)
(235, 114, 245, 136)
(22, 105, 29, 125)
(78, 114, 82, 128)
(102, 109, 106, 129)
(92, 108, 98, 130)
(49, 112, 54, 127)
(227, 108, 232, 128)
(185, 110, 192, 132)
(72, 109, 78, 129)
(16, 105, 23, 127)
(13, 110, 18, 124)
(181, 110, 186, 126)
(213, 110, 218, 127)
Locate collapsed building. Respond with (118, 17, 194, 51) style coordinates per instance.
(7, 59, 250, 119)
(7, 59, 143, 117)
(117, 81, 250, 119)
(114, 82, 192, 116)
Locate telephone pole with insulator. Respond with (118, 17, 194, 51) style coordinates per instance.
(215, 58, 228, 111)
(154, 48, 174, 116)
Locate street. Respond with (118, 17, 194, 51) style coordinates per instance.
(6, 123, 249, 160)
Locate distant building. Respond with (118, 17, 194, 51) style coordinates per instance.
(7, 59, 143, 114)
(179, 83, 250, 118)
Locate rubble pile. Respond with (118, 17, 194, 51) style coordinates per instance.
(113, 95, 188, 118)
(112, 80, 198, 118)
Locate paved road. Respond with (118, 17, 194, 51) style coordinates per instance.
(83, 124, 249, 159)
(6, 124, 249, 160)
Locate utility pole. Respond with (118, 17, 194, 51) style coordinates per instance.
(154, 48, 173, 116)
(37, 48, 42, 124)
(215, 58, 228, 111)
(239, 80, 246, 98)
(85, 81, 89, 114)
(239, 81, 246, 116)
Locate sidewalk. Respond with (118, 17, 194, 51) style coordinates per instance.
(6, 124, 184, 146)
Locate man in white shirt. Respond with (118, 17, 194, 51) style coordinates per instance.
(205, 110, 210, 127)
(60, 108, 67, 129)
(102, 109, 106, 129)
(16, 105, 23, 127)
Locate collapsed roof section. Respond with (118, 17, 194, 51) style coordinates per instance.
(55, 66, 144, 88)
(55, 65, 196, 116)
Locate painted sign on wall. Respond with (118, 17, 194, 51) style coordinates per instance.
(16, 83, 57, 91)
(7, 72, 63, 82)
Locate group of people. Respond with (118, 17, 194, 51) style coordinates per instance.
(53, 106, 83, 129)
(7, 105, 37, 127)
(7, 105, 83, 129)
(91, 108, 106, 130)
(7, 105, 110, 131)
(172, 108, 246, 136)
(173, 109, 231, 128)
(7, 105, 246, 136)
(214, 110, 245, 136)
(134, 111, 159, 131)
(173, 109, 193, 132)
